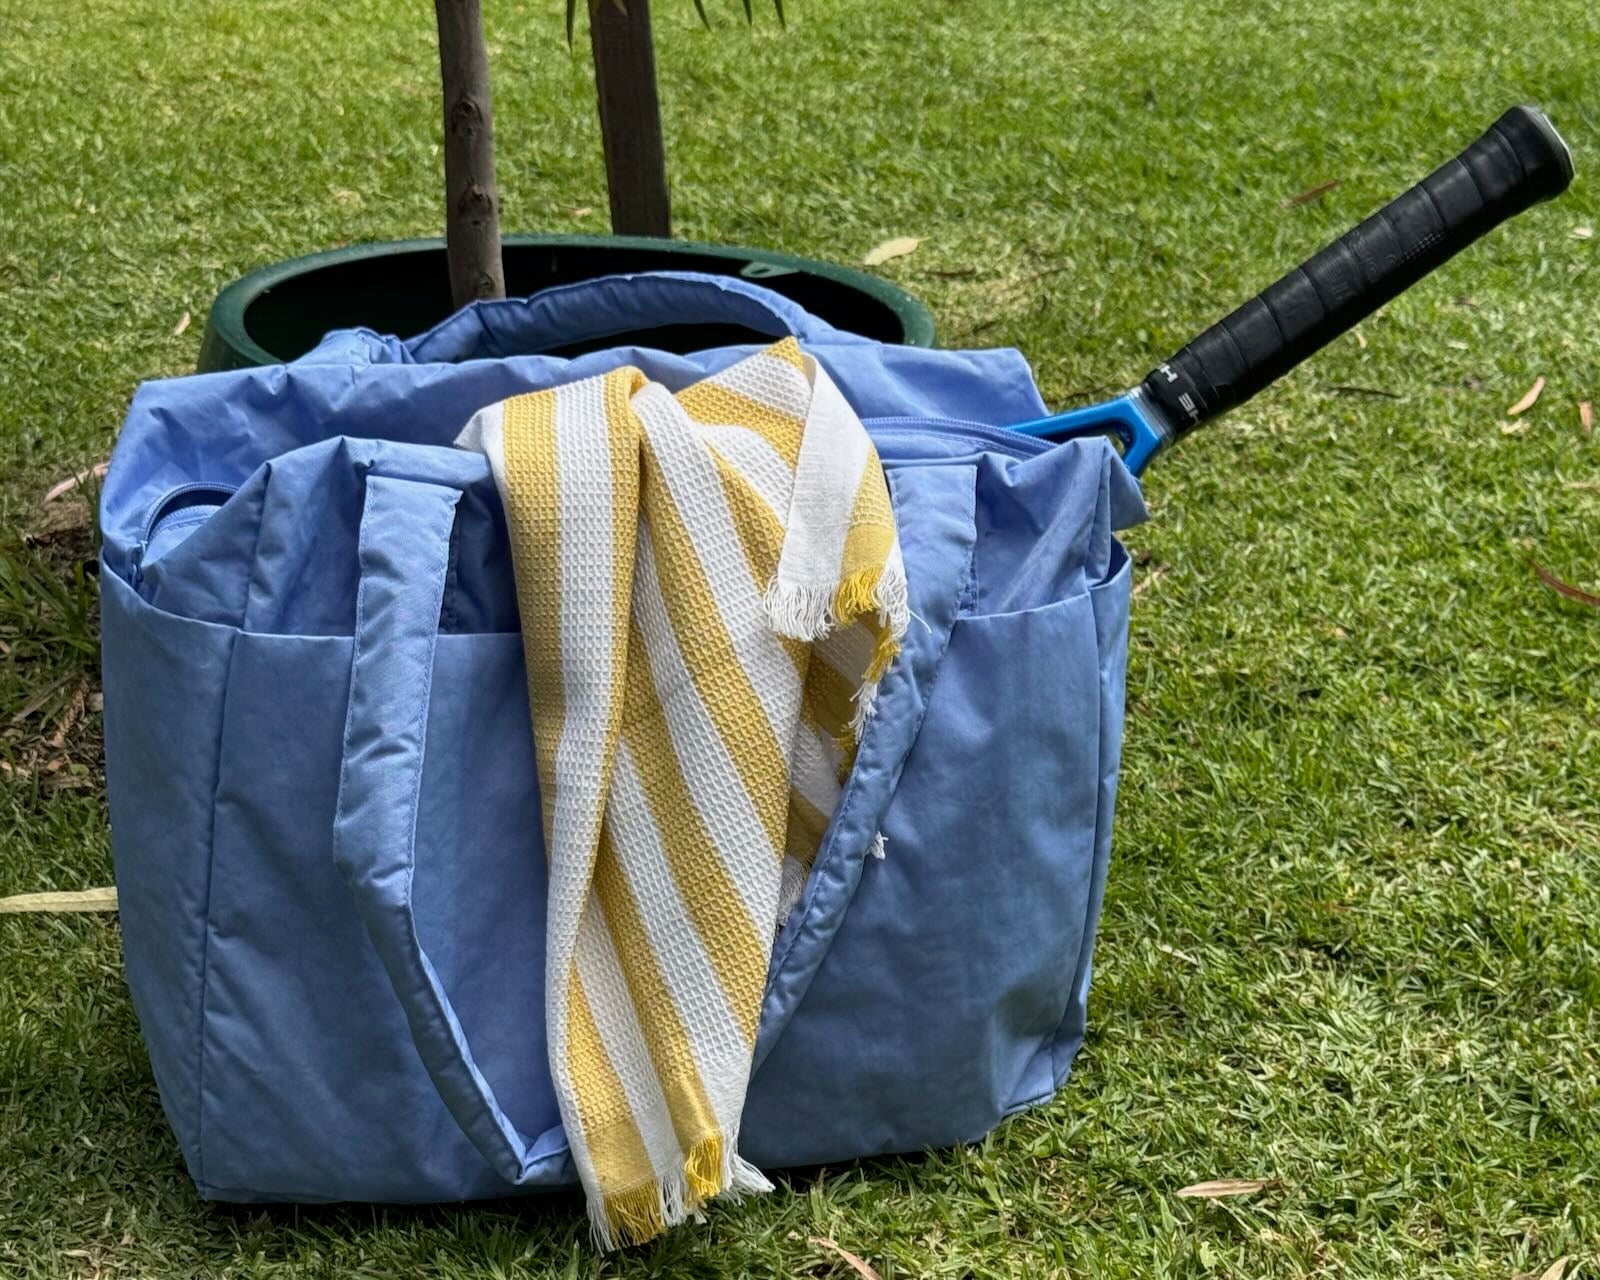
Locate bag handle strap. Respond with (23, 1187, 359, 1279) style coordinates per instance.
(405, 270, 851, 362)
(331, 472, 568, 1185)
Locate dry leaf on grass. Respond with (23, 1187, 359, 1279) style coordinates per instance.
(1132, 565, 1168, 597)
(1580, 401, 1593, 439)
(1176, 1178, 1277, 1200)
(1282, 179, 1340, 208)
(42, 771, 97, 792)
(810, 1237, 882, 1280)
(173, 310, 191, 336)
(863, 236, 921, 267)
(40, 772, 95, 792)
(571, 206, 593, 218)
(1508, 376, 1546, 416)
(1352, 328, 1367, 350)
(43, 461, 109, 504)
(0, 887, 118, 914)
(1156, 940, 1200, 966)
(1573, 226, 1593, 240)
(1531, 562, 1600, 609)
(1539, 1258, 1570, 1280)
(47, 679, 91, 751)
(1500, 420, 1530, 435)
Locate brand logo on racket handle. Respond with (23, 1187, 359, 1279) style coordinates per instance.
(1154, 363, 1204, 425)
(1141, 360, 1207, 433)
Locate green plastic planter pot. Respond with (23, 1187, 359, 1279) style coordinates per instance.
(197, 235, 936, 372)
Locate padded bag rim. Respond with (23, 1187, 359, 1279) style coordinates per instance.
(399, 271, 857, 364)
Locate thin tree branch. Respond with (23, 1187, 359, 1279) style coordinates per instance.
(435, 0, 506, 306)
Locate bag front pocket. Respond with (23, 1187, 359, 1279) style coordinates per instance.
(102, 566, 237, 1185)
(742, 439, 1139, 1169)
(192, 474, 566, 1204)
(741, 573, 1113, 1166)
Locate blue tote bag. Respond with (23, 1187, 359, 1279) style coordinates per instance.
(100, 272, 1145, 1202)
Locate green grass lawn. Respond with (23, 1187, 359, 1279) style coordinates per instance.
(3, 0, 1599, 1275)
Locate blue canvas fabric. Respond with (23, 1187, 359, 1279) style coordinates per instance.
(100, 271, 1146, 1203)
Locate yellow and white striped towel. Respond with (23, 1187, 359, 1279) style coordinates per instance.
(456, 338, 907, 1247)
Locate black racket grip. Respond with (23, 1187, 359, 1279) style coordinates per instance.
(1141, 106, 1573, 435)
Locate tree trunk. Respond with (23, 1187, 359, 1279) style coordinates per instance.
(435, 0, 506, 307)
(589, 0, 672, 237)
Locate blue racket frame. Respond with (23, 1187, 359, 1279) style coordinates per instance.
(1008, 384, 1174, 478)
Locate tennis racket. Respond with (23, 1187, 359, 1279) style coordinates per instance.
(1010, 105, 1575, 474)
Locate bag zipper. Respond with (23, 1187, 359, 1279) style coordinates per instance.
(132, 482, 240, 590)
(139, 482, 240, 546)
(866, 415, 1055, 463)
